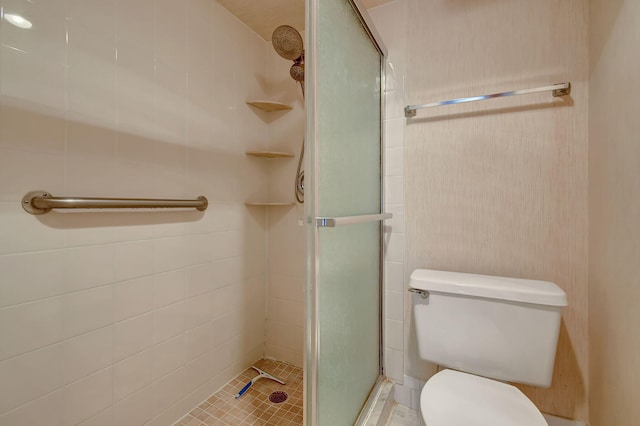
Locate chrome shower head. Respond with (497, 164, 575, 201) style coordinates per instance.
(273, 25, 305, 204)
(289, 62, 304, 82)
(272, 25, 303, 61)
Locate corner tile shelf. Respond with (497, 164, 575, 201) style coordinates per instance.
(245, 151, 295, 159)
(246, 100, 292, 112)
(244, 99, 295, 208)
(245, 202, 296, 206)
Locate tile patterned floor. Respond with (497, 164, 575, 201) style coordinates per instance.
(386, 404, 420, 426)
(175, 359, 303, 426)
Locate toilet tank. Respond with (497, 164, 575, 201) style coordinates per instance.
(410, 269, 567, 387)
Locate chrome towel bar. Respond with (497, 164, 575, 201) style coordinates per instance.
(404, 82, 571, 117)
(315, 212, 392, 228)
(21, 191, 208, 215)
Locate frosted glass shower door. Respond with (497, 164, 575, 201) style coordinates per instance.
(306, 0, 386, 425)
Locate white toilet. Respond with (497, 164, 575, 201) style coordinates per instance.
(409, 269, 567, 426)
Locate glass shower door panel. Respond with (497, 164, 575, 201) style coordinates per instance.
(311, 0, 383, 424)
(317, 223, 380, 425)
(317, 0, 381, 217)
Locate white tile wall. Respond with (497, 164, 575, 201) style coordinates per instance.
(264, 41, 306, 366)
(0, 390, 66, 426)
(0, 297, 63, 359)
(0, 343, 64, 414)
(114, 276, 154, 322)
(112, 385, 155, 426)
(61, 286, 114, 339)
(0, 1, 270, 425)
(152, 334, 185, 381)
(114, 313, 154, 363)
(153, 368, 184, 414)
(62, 327, 114, 385)
(63, 368, 114, 426)
(369, 0, 408, 385)
(113, 349, 153, 402)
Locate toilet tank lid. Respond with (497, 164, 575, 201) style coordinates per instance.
(409, 269, 567, 307)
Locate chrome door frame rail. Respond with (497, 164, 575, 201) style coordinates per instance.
(315, 212, 392, 228)
(21, 190, 208, 215)
(404, 82, 571, 117)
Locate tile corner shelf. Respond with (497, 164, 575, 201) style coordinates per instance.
(245, 151, 295, 159)
(246, 100, 292, 112)
(245, 202, 296, 207)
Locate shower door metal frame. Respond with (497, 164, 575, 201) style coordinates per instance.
(305, 0, 387, 424)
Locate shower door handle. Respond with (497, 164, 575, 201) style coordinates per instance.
(315, 212, 392, 228)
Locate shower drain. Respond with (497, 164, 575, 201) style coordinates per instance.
(269, 391, 288, 404)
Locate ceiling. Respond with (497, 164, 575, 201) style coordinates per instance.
(217, 0, 394, 40)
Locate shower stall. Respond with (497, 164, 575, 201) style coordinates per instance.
(264, 0, 389, 422)
(0, 0, 388, 424)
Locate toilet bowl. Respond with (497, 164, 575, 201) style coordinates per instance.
(409, 269, 567, 426)
(419, 370, 547, 426)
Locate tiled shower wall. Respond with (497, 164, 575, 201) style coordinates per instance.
(369, 0, 407, 385)
(264, 46, 306, 366)
(0, 1, 273, 424)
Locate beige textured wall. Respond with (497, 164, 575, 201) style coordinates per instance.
(588, 0, 640, 424)
(405, 0, 588, 420)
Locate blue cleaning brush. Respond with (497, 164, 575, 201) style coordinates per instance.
(235, 366, 286, 399)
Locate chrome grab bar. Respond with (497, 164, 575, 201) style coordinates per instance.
(404, 82, 571, 117)
(21, 190, 208, 215)
(315, 212, 392, 228)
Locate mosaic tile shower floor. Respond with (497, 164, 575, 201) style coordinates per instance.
(175, 359, 303, 426)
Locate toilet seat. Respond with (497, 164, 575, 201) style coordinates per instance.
(420, 369, 547, 426)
